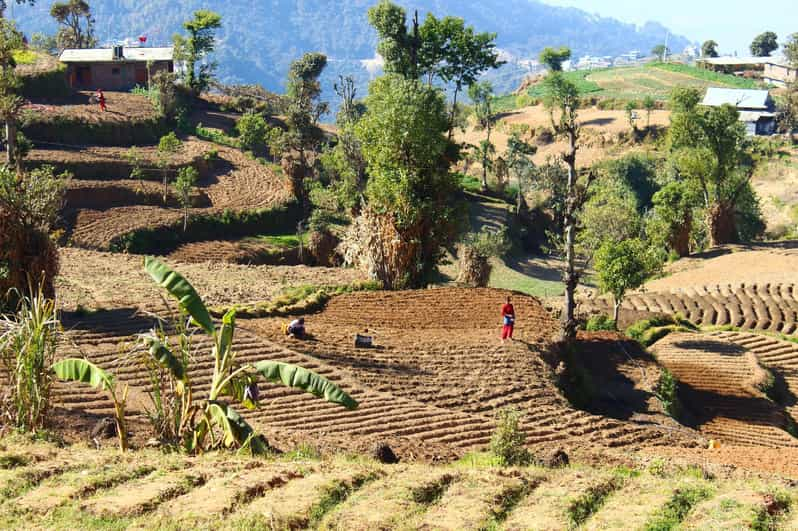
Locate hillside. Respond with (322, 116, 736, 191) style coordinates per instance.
(11, 0, 691, 101)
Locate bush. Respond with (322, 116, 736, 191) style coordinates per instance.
(489, 408, 531, 466)
(0, 288, 58, 432)
(626, 314, 697, 346)
(585, 314, 616, 331)
(643, 485, 713, 530)
(236, 112, 269, 152)
(654, 368, 681, 419)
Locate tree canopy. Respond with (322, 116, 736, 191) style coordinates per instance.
(50, 0, 95, 49)
(538, 46, 571, 72)
(750, 31, 778, 57)
(173, 9, 222, 93)
(701, 40, 719, 58)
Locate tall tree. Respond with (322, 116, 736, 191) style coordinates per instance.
(469, 81, 495, 192)
(750, 31, 778, 57)
(50, 0, 95, 49)
(173, 10, 222, 94)
(368, 0, 420, 80)
(349, 74, 459, 288)
(668, 88, 757, 247)
(651, 44, 669, 61)
(282, 52, 329, 208)
(538, 46, 571, 72)
(505, 132, 537, 216)
(0, 18, 22, 166)
(701, 40, 719, 58)
(543, 62, 595, 341)
(784, 33, 798, 68)
(595, 238, 659, 325)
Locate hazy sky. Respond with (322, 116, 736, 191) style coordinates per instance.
(543, 0, 795, 55)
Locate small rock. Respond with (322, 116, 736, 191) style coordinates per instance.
(541, 447, 569, 468)
(372, 443, 400, 464)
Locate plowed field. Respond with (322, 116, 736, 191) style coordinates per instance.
(651, 332, 798, 448)
(1, 438, 793, 530)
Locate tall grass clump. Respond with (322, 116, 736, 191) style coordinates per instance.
(0, 286, 59, 432)
(489, 407, 531, 466)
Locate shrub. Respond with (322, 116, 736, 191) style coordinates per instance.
(236, 112, 269, 153)
(626, 314, 697, 346)
(585, 314, 616, 331)
(654, 368, 681, 418)
(644, 485, 713, 530)
(0, 287, 58, 432)
(751, 491, 791, 531)
(489, 407, 531, 466)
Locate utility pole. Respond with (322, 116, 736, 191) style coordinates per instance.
(664, 31, 670, 62)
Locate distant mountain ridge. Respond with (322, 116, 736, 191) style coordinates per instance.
(11, 0, 692, 103)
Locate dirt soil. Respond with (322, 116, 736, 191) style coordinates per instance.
(23, 91, 159, 124)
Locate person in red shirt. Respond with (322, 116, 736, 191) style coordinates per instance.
(501, 296, 515, 341)
(96, 88, 106, 112)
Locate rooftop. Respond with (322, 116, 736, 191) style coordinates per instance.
(697, 56, 770, 66)
(59, 46, 173, 63)
(701, 87, 771, 109)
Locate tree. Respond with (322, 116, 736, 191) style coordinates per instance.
(173, 10, 222, 94)
(750, 31, 778, 57)
(646, 180, 700, 257)
(539, 46, 571, 72)
(281, 52, 329, 208)
(236, 112, 268, 153)
(642, 95, 656, 130)
(668, 89, 758, 246)
(174, 166, 197, 232)
(0, 18, 22, 166)
(346, 74, 459, 289)
(784, 33, 798, 68)
(505, 133, 537, 216)
(652, 44, 669, 61)
(50, 0, 95, 49)
(469, 81, 495, 191)
(157, 132, 182, 203)
(368, 2, 502, 135)
(701, 40, 719, 58)
(543, 69, 595, 341)
(595, 238, 660, 325)
(580, 180, 642, 258)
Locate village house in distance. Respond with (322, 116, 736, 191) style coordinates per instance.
(59, 45, 174, 90)
(701, 87, 778, 136)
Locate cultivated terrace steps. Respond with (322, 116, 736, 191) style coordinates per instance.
(0, 438, 795, 530)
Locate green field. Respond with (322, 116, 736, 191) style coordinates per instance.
(494, 62, 762, 111)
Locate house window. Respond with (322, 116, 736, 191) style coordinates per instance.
(112, 67, 121, 75)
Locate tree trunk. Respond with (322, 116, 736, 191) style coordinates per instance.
(481, 158, 489, 192)
(561, 129, 579, 342)
(613, 299, 621, 327)
(6, 120, 15, 165)
(670, 213, 692, 257)
(706, 202, 737, 248)
(447, 87, 460, 140)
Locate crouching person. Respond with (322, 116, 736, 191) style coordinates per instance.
(287, 317, 306, 339)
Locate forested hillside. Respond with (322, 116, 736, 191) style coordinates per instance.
(11, 0, 690, 99)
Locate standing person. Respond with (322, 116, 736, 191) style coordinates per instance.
(96, 88, 106, 112)
(501, 296, 515, 342)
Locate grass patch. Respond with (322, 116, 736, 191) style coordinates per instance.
(751, 490, 791, 530)
(411, 473, 457, 504)
(648, 62, 759, 89)
(0, 454, 29, 469)
(195, 124, 240, 148)
(245, 233, 306, 248)
(489, 259, 564, 298)
(483, 481, 536, 530)
(644, 484, 714, 530)
(526, 70, 602, 99)
(211, 281, 381, 318)
(307, 473, 379, 527)
(567, 474, 627, 528)
(626, 314, 697, 346)
(453, 451, 503, 468)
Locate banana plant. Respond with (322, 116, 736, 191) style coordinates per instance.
(51, 358, 129, 452)
(141, 256, 358, 454)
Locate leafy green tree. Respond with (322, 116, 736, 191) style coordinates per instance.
(784, 33, 798, 68)
(652, 44, 669, 61)
(235, 112, 268, 153)
(701, 40, 719, 58)
(750, 31, 778, 57)
(157, 132, 182, 203)
(543, 69, 594, 341)
(50, 0, 95, 49)
(538, 46, 571, 72)
(281, 52, 329, 207)
(173, 10, 222, 94)
(625, 100, 638, 132)
(595, 238, 660, 325)
(174, 166, 197, 232)
(352, 74, 459, 288)
(0, 18, 22, 166)
(368, 0, 421, 79)
(469, 81, 495, 191)
(668, 92, 759, 246)
(646, 180, 699, 257)
(642, 96, 656, 130)
(505, 132, 537, 215)
(580, 180, 642, 258)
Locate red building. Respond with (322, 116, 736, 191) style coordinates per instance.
(59, 45, 174, 91)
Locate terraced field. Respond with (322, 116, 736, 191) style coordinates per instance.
(51, 288, 700, 463)
(651, 333, 798, 448)
(0, 439, 793, 530)
(596, 283, 798, 335)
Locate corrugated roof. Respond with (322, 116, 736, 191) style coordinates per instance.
(701, 87, 771, 109)
(738, 110, 777, 122)
(59, 47, 173, 63)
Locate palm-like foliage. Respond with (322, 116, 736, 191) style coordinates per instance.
(140, 257, 357, 454)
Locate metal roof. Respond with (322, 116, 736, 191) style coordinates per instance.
(738, 110, 777, 122)
(697, 56, 769, 66)
(701, 87, 771, 109)
(59, 47, 173, 63)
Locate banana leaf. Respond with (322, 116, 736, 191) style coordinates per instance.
(218, 309, 236, 358)
(52, 358, 114, 391)
(144, 257, 215, 336)
(141, 334, 186, 382)
(207, 400, 267, 453)
(252, 361, 358, 410)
